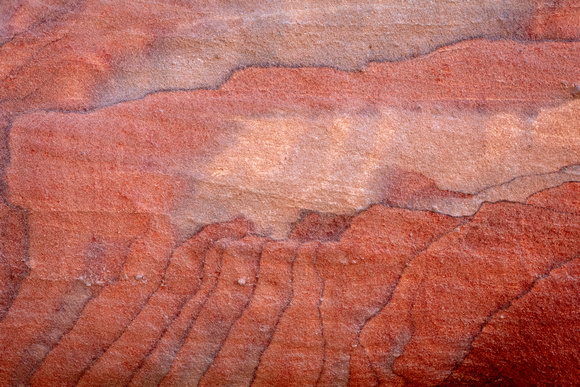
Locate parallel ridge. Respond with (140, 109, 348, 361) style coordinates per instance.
(0, 183, 579, 386)
(0, 2, 579, 385)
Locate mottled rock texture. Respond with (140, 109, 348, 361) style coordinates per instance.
(1, 1, 579, 386)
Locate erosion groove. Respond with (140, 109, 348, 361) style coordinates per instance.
(0, 184, 578, 386)
(1, 1, 579, 385)
(441, 253, 580, 385)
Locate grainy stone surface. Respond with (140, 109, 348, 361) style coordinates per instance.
(0, 1, 579, 386)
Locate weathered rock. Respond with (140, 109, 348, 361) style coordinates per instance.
(360, 198, 580, 385)
(1, 1, 580, 386)
(442, 256, 580, 386)
(6, 39, 580, 238)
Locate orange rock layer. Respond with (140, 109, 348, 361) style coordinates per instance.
(1, 1, 580, 386)
(0, 183, 579, 385)
(6, 39, 580, 237)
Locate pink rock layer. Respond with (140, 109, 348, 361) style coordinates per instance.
(0, 183, 577, 385)
(0, 2, 579, 386)
(6, 39, 580, 237)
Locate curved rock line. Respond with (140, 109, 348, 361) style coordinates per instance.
(1, 2, 580, 385)
(1, 182, 575, 385)
(5, 39, 580, 239)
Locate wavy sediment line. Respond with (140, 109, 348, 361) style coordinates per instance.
(382, 202, 580, 384)
(0, 182, 578, 385)
(128, 238, 232, 387)
(73, 220, 250, 386)
(2, 38, 578, 117)
(441, 255, 580, 385)
(159, 236, 265, 386)
(0, 0, 562, 109)
(29, 215, 174, 386)
(399, 165, 580, 217)
(0, 212, 152, 385)
(251, 241, 325, 386)
(2, 1, 579, 113)
(1, 2, 579, 385)
(199, 240, 297, 386)
(440, 253, 580, 385)
(0, 201, 28, 322)
(5, 38, 580, 239)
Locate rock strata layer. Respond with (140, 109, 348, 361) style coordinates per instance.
(1, 1, 580, 385)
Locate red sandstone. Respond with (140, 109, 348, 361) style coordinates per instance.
(0, 2, 579, 386)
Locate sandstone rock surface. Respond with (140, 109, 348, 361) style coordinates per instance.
(1, 1, 579, 386)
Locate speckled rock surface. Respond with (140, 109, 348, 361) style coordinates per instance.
(1, 1, 579, 386)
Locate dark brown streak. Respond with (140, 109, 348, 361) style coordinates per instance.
(312, 242, 326, 387)
(0, 0, 84, 51)
(1, 37, 578, 121)
(0, 119, 32, 321)
(68, 222, 174, 386)
(27, 233, 140, 382)
(157, 241, 229, 385)
(388, 226, 462, 384)
(0, 209, 28, 321)
(474, 166, 580, 197)
(20, 281, 103, 386)
(197, 242, 267, 383)
(0, 37, 64, 87)
(0, 279, 17, 323)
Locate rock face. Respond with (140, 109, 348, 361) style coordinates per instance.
(1, 1, 580, 386)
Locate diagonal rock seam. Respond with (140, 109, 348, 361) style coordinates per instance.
(357, 220, 472, 383)
(1, 6, 580, 381)
(0, 182, 577, 385)
(439, 252, 580, 385)
(27, 224, 157, 385)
